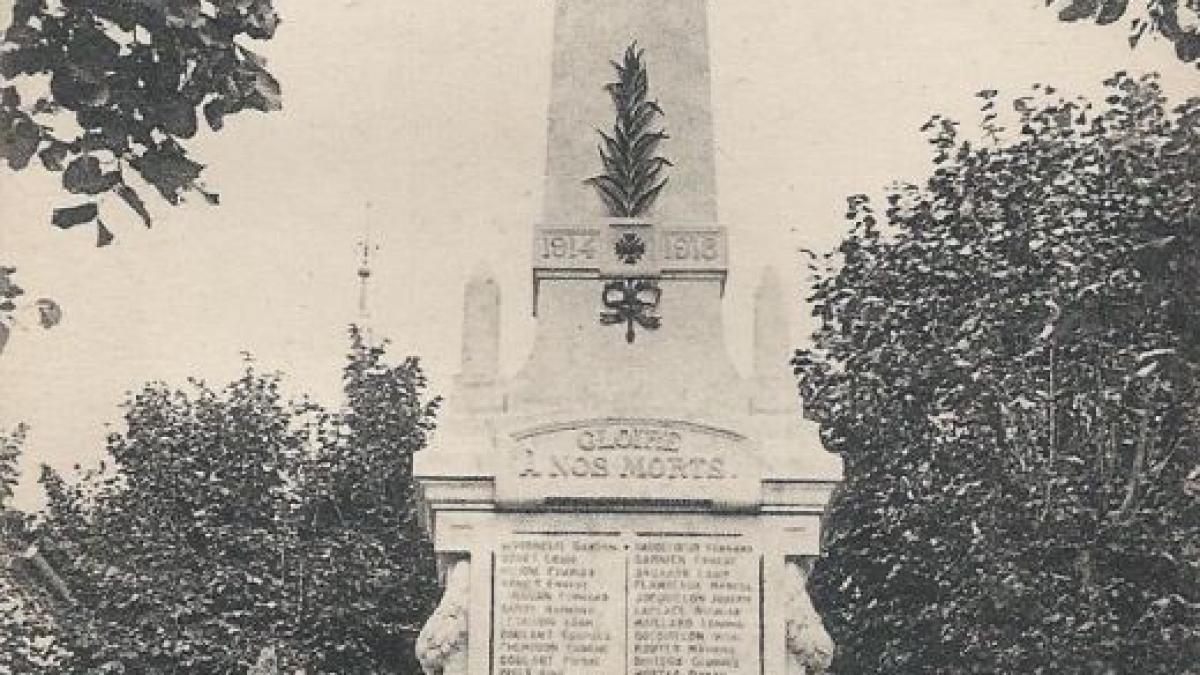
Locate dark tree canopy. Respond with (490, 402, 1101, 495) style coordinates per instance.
(28, 328, 441, 672)
(796, 73, 1199, 673)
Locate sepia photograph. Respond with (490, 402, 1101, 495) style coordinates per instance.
(1, 1, 1197, 672)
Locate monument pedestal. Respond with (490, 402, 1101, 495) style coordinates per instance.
(414, 2, 841, 673)
(416, 411, 839, 674)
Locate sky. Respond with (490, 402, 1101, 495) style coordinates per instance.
(0, 1, 1194, 509)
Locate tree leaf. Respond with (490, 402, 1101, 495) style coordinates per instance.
(50, 69, 111, 108)
(157, 99, 199, 139)
(1, 112, 41, 170)
(63, 155, 120, 195)
(35, 298, 62, 328)
(1095, 0, 1129, 25)
(240, 61, 283, 113)
(1058, 0, 1100, 22)
(116, 184, 153, 228)
(38, 140, 70, 171)
(1175, 33, 1200, 62)
(197, 186, 220, 205)
(203, 97, 226, 131)
(96, 219, 114, 247)
(51, 203, 99, 229)
(131, 143, 204, 204)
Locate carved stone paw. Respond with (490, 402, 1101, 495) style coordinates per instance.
(415, 559, 471, 675)
(784, 560, 834, 675)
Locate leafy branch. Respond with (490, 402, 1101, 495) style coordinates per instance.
(1051, 0, 1200, 66)
(0, 0, 283, 246)
(0, 423, 28, 509)
(0, 266, 61, 355)
(585, 42, 672, 217)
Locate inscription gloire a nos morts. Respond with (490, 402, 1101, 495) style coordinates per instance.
(495, 419, 761, 507)
(491, 534, 761, 675)
(493, 537, 624, 674)
(629, 539, 760, 675)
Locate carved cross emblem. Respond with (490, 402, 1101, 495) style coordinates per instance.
(600, 278, 661, 343)
(614, 232, 647, 265)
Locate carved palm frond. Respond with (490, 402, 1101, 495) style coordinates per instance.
(585, 43, 673, 217)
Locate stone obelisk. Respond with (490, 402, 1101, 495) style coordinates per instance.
(415, 2, 841, 673)
(511, 0, 739, 416)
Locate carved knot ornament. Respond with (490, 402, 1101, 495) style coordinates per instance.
(600, 278, 661, 343)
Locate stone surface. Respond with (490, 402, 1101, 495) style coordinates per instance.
(491, 533, 765, 674)
(542, 0, 717, 226)
(752, 267, 797, 414)
(493, 535, 623, 673)
(416, 559, 471, 675)
(494, 417, 761, 508)
(460, 268, 500, 385)
(783, 561, 834, 675)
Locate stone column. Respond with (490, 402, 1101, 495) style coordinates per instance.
(452, 268, 504, 415)
(753, 266, 795, 413)
(460, 268, 499, 385)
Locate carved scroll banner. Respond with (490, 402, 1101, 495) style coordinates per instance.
(495, 418, 761, 509)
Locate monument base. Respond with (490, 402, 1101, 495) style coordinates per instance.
(415, 413, 839, 675)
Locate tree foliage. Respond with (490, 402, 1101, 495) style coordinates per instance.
(0, 266, 61, 356)
(1, 522, 73, 673)
(796, 73, 1199, 673)
(0, 0, 280, 356)
(1, 429, 73, 672)
(29, 328, 441, 672)
(0, 423, 28, 508)
(1051, 0, 1200, 66)
(1, 0, 282, 245)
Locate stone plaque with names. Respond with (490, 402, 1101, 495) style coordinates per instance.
(492, 536, 625, 674)
(491, 533, 762, 675)
(629, 537, 761, 674)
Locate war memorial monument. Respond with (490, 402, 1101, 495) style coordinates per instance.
(414, 2, 843, 673)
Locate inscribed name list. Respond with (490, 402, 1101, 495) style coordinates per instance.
(629, 538, 760, 675)
(493, 537, 624, 674)
(492, 534, 760, 675)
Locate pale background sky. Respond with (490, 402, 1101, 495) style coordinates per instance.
(1, 1, 1193, 508)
